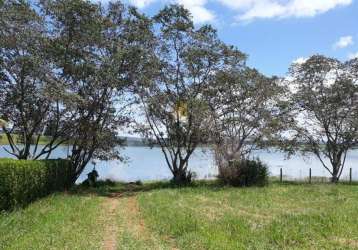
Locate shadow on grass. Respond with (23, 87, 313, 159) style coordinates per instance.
(270, 179, 358, 186)
(69, 178, 358, 199)
(3, 179, 357, 213)
(69, 179, 226, 198)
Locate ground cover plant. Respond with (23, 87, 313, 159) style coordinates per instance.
(138, 183, 358, 249)
(0, 159, 71, 210)
(217, 159, 269, 187)
(0, 194, 106, 250)
(0, 181, 357, 250)
(0, 135, 54, 146)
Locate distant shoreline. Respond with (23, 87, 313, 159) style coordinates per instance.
(1, 134, 357, 149)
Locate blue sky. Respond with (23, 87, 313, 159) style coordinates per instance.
(120, 0, 358, 77)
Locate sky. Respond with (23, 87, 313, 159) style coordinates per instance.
(117, 0, 358, 77)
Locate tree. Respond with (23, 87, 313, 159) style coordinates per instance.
(286, 55, 358, 183)
(207, 59, 284, 169)
(0, 0, 156, 184)
(0, 0, 66, 159)
(44, 0, 153, 184)
(137, 5, 223, 184)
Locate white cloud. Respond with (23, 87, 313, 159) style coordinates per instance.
(218, 0, 352, 22)
(217, 0, 256, 10)
(127, 0, 215, 23)
(125, 0, 352, 23)
(128, 0, 157, 9)
(177, 0, 215, 23)
(334, 36, 354, 49)
(292, 57, 308, 65)
(348, 52, 358, 60)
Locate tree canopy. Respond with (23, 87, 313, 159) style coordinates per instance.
(136, 5, 230, 183)
(1, 1, 356, 185)
(285, 55, 358, 182)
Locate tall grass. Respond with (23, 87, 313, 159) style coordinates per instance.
(138, 183, 358, 249)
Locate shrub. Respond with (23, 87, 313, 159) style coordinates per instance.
(0, 158, 72, 211)
(170, 170, 197, 186)
(218, 159, 269, 187)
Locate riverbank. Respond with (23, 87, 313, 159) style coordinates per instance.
(1, 181, 357, 249)
(0, 135, 154, 147)
(2, 145, 357, 183)
(0, 135, 68, 146)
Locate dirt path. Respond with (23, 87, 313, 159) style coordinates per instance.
(117, 195, 158, 243)
(101, 193, 178, 250)
(126, 196, 146, 233)
(102, 196, 121, 250)
(122, 196, 179, 250)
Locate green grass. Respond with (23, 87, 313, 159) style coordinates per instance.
(0, 193, 106, 250)
(137, 182, 358, 250)
(0, 134, 68, 145)
(0, 181, 357, 249)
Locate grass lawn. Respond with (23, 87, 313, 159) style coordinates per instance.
(0, 182, 357, 249)
(0, 134, 68, 146)
(0, 193, 107, 250)
(138, 183, 358, 249)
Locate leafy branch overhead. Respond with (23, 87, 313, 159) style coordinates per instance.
(1, 1, 357, 185)
(284, 55, 358, 182)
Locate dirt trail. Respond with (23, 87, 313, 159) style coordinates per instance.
(102, 196, 120, 250)
(123, 196, 179, 250)
(101, 193, 178, 250)
(125, 196, 147, 235)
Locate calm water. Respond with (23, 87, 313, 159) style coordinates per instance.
(1, 145, 357, 183)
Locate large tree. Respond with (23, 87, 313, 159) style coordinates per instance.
(286, 55, 358, 183)
(44, 0, 152, 184)
(0, 0, 66, 159)
(137, 5, 223, 184)
(207, 59, 284, 169)
(0, 0, 154, 184)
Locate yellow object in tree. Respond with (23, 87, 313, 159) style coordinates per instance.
(0, 119, 7, 128)
(174, 101, 188, 118)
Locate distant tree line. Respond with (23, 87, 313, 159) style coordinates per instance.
(0, 0, 357, 184)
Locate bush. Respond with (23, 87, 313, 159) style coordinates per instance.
(170, 170, 197, 186)
(218, 159, 269, 187)
(0, 158, 72, 211)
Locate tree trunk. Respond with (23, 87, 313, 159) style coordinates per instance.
(331, 176, 339, 183)
(172, 161, 192, 185)
(70, 172, 78, 186)
(331, 164, 340, 183)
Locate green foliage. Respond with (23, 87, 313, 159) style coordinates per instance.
(285, 55, 358, 182)
(170, 170, 196, 186)
(208, 66, 284, 165)
(0, 0, 66, 160)
(139, 5, 226, 184)
(218, 159, 269, 187)
(0, 159, 71, 211)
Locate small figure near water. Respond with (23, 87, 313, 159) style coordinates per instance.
(87, 168, 99, 187)
(83, 161, 99, 187)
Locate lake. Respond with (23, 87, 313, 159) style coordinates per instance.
(1, 145, 358, 183)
